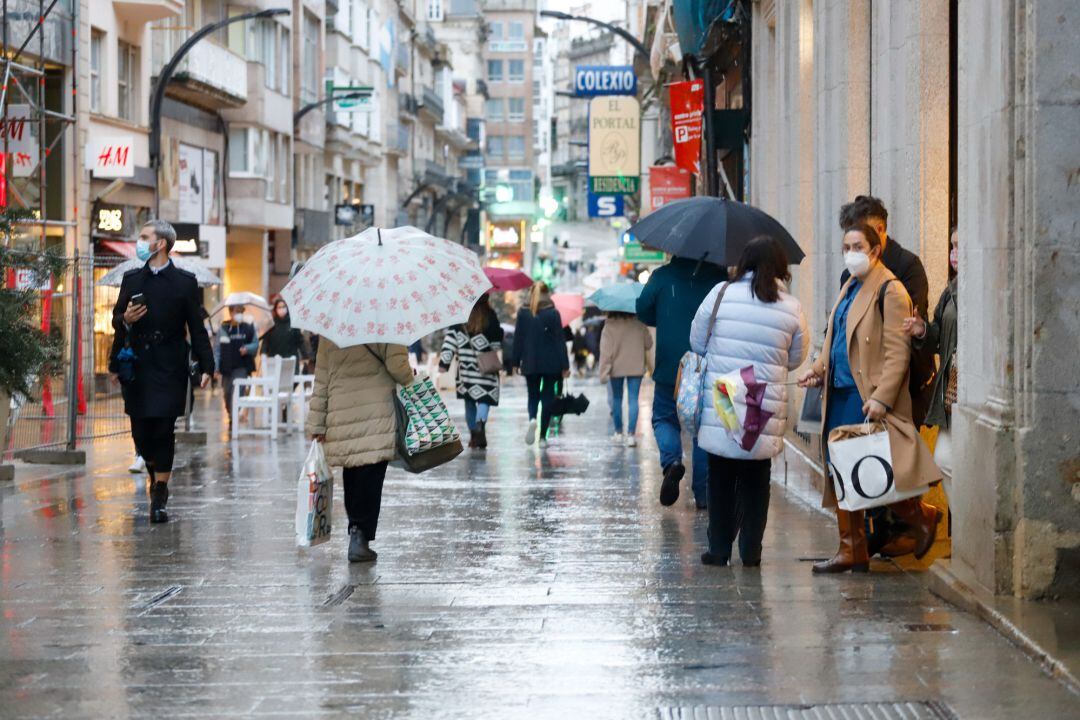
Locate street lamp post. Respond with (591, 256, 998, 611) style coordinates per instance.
(539, 10, 649, 60)
(148, 7, 291, 214)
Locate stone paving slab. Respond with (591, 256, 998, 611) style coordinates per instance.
(1, 382, 1077, 719)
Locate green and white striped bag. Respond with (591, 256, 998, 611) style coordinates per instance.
(394, 377, 463, 471)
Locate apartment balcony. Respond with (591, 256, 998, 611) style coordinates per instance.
(167, 41, 247, 109)
(395, 42, 409, 77)
(551, 161, 586, 177)
(398, 92, 418, 123)
(423, 160, 452, 190)
(436, 123, 472, 151)
(112, 0, 181, 24)
(416, 25, 439, 57)
(418, 86, 444, 124)
(386, 124, 410, 157)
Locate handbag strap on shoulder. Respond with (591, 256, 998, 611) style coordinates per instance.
(703, 281, 731, 350)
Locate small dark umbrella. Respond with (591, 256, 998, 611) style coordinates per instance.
(626, 196, 805, 265)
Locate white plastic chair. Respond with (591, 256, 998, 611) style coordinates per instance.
(231, 356, 296, 440)
(291, 373, 316, 433)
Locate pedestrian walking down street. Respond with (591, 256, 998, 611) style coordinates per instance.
(637, 256, 728, 508)
(798, 223, 942, 574)
(904, 227, 959, 493)
(109, 220, 214, 523)
(511, 282, 570, 449)
(260, 297, 309, 370)
(307, 340, 414, 563)
(598, 312, 653, 447)
(215, 304, 258, 424)
(439, 295, 504, 449)
(689, 237, 808, 567)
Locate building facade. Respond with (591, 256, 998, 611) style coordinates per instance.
(745, 0, 1079, 599)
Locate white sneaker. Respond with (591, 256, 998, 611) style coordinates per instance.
(625, 435, 638, 448)
(538, 438, 549, 449)
(525, 419, 537, 445)
(128, 455, 146, 473)
(612, 432, 624, 444)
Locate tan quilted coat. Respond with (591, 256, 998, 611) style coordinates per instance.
(307, 340, 414, 468)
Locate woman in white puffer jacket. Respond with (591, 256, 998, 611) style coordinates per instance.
(689, 236, 809, 568)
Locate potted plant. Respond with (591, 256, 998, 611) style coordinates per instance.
(0, 209, 65, 477)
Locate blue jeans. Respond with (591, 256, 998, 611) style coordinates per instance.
(609, 377, 642, 434)
(464, 398, 491, 432)
(652, 382, 708, 504)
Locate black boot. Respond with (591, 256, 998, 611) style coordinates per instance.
(149, 482, 169, 524)
(348, 526, 377, 563)
(476, 420, 487, 449)
(660, 462, 685, 507)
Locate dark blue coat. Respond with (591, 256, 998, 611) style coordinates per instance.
(511, 302, 569, 377)
(109, 262, 215, 418)
(636, 257, 728, 386)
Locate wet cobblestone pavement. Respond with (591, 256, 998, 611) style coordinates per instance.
(2, 381, 1077, 719)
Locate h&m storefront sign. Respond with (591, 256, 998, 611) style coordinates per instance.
(574, 66, 637, 97)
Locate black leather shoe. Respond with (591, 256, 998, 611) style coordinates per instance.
(660, 463, 685, 507)
(149, 482, 169, 524)
(701, 552, 729, 566)
(348, 527, 377, 563)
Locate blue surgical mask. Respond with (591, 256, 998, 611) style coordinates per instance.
(135, 239, 154, 261)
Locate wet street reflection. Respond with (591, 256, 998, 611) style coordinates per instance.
(1, 382, 1076, 719)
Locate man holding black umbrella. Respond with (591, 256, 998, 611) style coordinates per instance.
(110, 220, 214, 523)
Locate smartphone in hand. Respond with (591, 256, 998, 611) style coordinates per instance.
(130, 293, 146, 308)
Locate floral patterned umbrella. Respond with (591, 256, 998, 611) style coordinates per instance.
(280, 226, 492, 347)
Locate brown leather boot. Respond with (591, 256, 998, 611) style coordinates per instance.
(889, 498, 943, 559)
(813, 509, 870, 574)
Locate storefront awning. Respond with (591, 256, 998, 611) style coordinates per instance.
(97, 239, 136, 257)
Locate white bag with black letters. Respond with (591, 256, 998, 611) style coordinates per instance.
(827, 420, 924, 512)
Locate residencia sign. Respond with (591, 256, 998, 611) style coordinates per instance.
(588, 96, 640, 195)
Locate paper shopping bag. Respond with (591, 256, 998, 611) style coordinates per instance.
(296, 440, 334, 547)
(827, 421, 924, 512)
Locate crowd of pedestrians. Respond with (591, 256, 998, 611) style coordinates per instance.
(111, 198, 958, 568)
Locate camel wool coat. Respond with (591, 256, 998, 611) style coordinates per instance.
(812, 262, 942, 508)
(308, 340, 414, 468)
(598, 315, 654, 381)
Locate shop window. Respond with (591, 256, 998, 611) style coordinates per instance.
(90, 30, 103, 113)
(117, 41, 139, 123)
(508, 59, 524, 83)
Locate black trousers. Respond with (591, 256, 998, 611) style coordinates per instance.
(525, 374, 561, 439)
(130, 416, 177, 475)
(706, 454, 772, 563)
(342, 462, 389, 539)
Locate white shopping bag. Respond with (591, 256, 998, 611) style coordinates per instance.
(827, 421, 924, 512)
(296, 440, 334, 547)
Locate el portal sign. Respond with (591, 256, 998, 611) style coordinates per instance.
(588, 96, 641, 195)
(574, 65, 637, 97)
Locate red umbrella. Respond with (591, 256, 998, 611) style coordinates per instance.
(483, 266, 534, 292)
(551, 293, 585, 327)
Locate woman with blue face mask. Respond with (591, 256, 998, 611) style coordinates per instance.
(797, 224, 942, 574)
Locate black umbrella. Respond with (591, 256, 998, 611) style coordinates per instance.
(626, 196, 805, 265)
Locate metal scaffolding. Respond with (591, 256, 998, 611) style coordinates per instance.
(1, 0, 78, 249)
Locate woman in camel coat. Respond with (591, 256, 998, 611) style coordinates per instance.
(308, 339, 414, 563)
(798, 223, 941, 574)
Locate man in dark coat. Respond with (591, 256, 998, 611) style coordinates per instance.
(637, 256, 728, 509)
(109, 220, 214, 523)
(216, 304, 258, 421)
(838, 195, 934, 558)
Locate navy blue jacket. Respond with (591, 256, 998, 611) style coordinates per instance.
(636, 257, 728, 386)
(511, 302, 569, 376)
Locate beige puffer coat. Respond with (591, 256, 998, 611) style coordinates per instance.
(598, 315, 654, 381)
(307, 340, 414, 468)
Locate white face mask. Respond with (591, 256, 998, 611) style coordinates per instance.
(844, 250, 871, 278)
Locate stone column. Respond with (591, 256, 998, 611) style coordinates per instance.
(953, 0, 1080, 598)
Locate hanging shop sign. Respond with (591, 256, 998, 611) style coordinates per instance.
(358, 204, 375, 226)
(668, 80, 704, 175)
(170, 223, 226, 268)
(587, 192, 625, 218)
(2, 104, 38, 178)
(649, 165, 692, 213)
(85, 134, 135, 178)
(574, 65, 637, 97)
(588, 96, 640, 195)
(334, 203, 358, 226)
(176, 144, 220, 225)
(326, 79, 374, 113)
(91, 203, 144, 238)
(623, 242, 666, 264)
